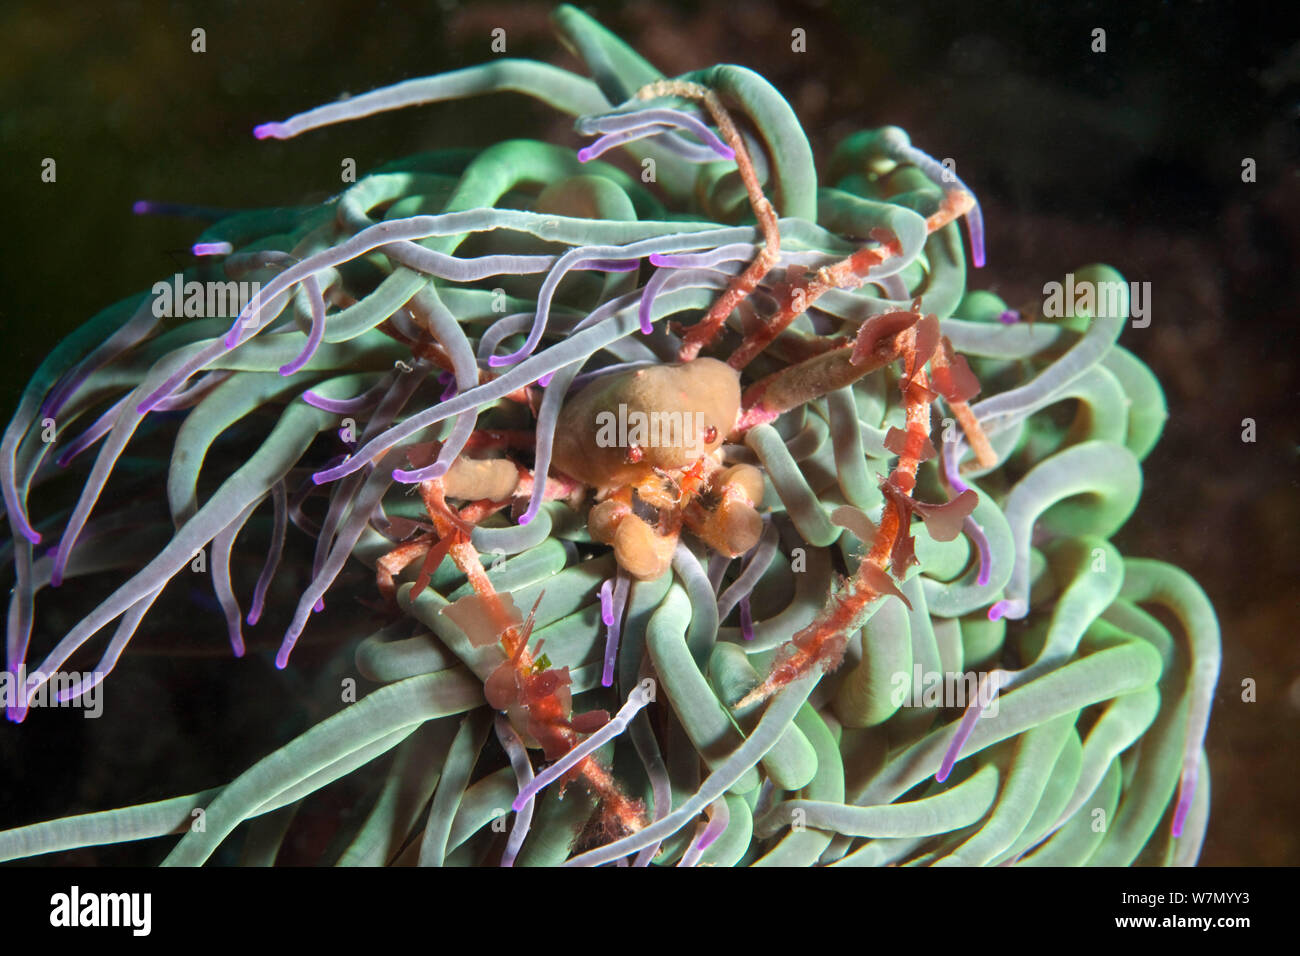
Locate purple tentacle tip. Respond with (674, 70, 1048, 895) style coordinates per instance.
(7, 692, 31, 722)
(437, 372, 457, 402)
(599, 579, 616, 627)
(277, 614, 315, 678)
(253, 122, 287, 141)
(1172, 806, 1188, 839)
(962, 516, 992, 587)
(936, 671, 1004, 783)
(965, 202, 986, 268)
(538, 371, 554, 388)
(193, 242, 233, 257)
(988, 600, 1009, 621)
(599, 576, 622, 688)
(998, 310, 1020, 325)
(1172, 767, 1197, 838)
(312, 462, 346, 485)
(392, 460, 449, 483)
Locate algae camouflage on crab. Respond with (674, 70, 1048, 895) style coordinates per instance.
(0, 5, 1219, 867)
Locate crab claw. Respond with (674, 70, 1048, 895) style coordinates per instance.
(611, 514, 677, 580)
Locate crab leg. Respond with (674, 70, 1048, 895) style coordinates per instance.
(633, 79, 783, 363)
(737, 321, 948, 708)
(731, 307, 917, 434)
(726, 190, 975, 370)
(419, 479, 648, 834)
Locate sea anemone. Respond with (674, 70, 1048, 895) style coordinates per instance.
(0, 5, 1218, 866)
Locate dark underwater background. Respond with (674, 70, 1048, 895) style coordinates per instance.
(0, 0, 1295, 865)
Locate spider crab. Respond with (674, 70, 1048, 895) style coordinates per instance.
(371, 79, 995, 836)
